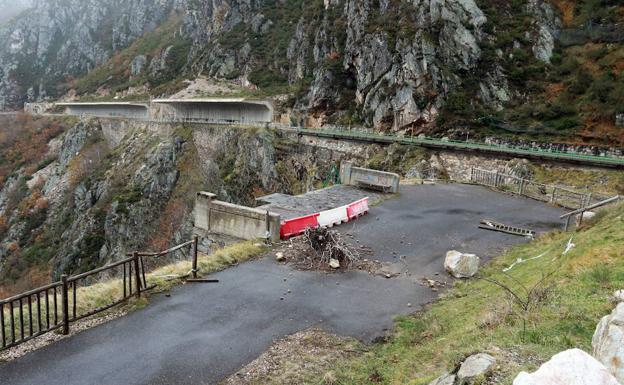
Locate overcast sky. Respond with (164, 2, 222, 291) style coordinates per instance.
(0, 0, 33, 24)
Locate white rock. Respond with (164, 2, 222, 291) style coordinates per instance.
(592, 303, 624, 382)
(444, 251, 480, 278)
(457, 353, 496, 382)
(276, 252, 285, 261)
(429, 373, 456, 385)
(329, 259, 340, 269)
(612, 290, 624, 303)
(513, 349, 620, 385)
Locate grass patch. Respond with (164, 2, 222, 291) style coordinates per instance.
(2, 241, 267, 345)
(529, 165, 624, 195)
(327, 203, 624, 384)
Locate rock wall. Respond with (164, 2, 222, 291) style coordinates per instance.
(0, 0, 183, 109)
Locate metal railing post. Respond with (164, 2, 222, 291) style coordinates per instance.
(133, 252, 142, 298)
(192, 236, 199, 279)
(551, 187, 557, 204)
(61, 275, 69, 335)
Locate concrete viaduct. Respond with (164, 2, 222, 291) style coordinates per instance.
(54, 98, 274, 124)
(22, 100, 624, 169)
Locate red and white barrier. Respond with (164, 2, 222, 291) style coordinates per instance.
(280, 197, 369, 240)
(280, 213, 320, 239)
(317, 206, 348, 228)
(347, 198, 369, 220)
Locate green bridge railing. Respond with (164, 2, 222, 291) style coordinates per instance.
(291, 127, 624, 168)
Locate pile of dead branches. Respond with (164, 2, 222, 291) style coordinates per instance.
(303, 227, 360, 268)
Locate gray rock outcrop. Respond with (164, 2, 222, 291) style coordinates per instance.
(592, 303, 624, 382)
(0, 0, 183, 109)
(513, 349, 620, 385)
(457, 353, 496, 384)
(429, 373, 457, 385)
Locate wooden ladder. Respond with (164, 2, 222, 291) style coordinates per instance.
(479, 220, 536, 238)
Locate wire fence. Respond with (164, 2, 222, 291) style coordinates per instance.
(470, 168, 609, 210)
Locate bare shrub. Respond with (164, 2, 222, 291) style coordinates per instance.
(303, 227, 360, 268)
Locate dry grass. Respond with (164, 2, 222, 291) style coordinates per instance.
(1, 241, 267, 349)
(551, 0, 576, 27)
(529, 165, 624, 196)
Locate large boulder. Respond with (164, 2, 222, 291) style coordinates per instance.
(457, 353, 496, 384)
(592, 303, 624, 382)
(444, 251, 480, 278)
(513, 349, 620, 385)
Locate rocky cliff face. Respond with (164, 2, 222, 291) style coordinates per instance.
(0, 0, 565, 132)
(0, 0, 183, 109)
(178, 0, 562, 132)
(0, 115, 346, 293)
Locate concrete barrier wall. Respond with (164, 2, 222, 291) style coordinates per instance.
(194, 192, 281, 242)
(340, 162, 400, 193)
(152, 99, 274, 123)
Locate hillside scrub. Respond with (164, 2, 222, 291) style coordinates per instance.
(324, 202, 624, 384)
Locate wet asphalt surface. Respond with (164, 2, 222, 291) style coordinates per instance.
(0, 184, 565, 385)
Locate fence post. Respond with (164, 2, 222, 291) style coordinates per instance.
(470, 168, 474, 183)
(551, 187, 557, 204)
(519, 178, 526, 195)
(192, 236, 199, 279)
(61, 275, 69, 335)
(133, 252, 142, 298)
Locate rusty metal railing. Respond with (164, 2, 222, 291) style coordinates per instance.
(0, 238, 198, 351)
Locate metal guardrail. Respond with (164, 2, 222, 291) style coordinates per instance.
(287, 127, 624, 169)
(470, 168, 608, 210)
(560, 195, 621, 231)
(0, 238, 198, 351)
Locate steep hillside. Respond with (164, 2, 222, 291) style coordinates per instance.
(0, 0, 183, 109)
(0, 116, 348, 296)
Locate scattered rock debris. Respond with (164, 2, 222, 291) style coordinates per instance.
(420, 277, 447, 291)
(223, 329, 361, 385)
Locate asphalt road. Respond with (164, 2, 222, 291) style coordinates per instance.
(0, 184, 565, 385)
(340, 183, 565, 274)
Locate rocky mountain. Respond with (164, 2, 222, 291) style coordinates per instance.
(0, 0, 183, 109)
(0, 0, 32, 24)
(1, 0, 623, 141)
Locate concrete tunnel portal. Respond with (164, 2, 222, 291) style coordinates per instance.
(151, 98, 274, 124)
(57, 102, 150, 120)
(55, 98, 275, 124)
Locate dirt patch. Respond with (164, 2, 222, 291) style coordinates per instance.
(170, 77, 244, 99)
(222, 328, 363, 385)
